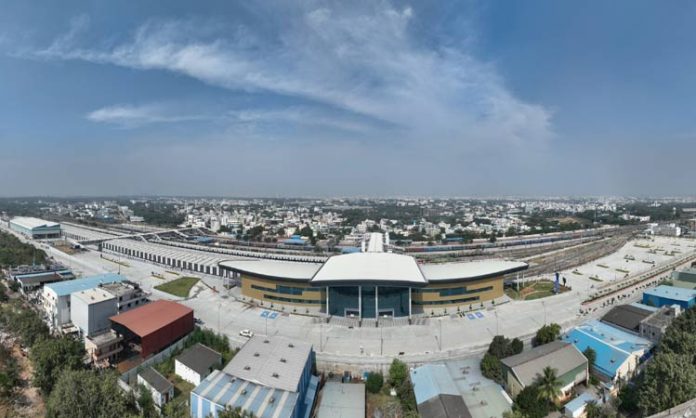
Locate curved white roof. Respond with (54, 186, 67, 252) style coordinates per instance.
(218, 260, 321, 281)
(311, 252, 427, 285)
(219, 255, 527, 285)
(419, 260, 528, 282)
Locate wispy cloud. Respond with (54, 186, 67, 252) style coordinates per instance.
(37, 2, 553, 152)
(86, 104, 212, 128)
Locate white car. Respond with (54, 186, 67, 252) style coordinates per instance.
(239, 329, 254, 338)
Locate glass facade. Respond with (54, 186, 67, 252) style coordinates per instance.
(327, 285, 410, 318)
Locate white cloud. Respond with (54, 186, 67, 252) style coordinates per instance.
(39, 2, 553, 153)
(86, 104, 212, 127)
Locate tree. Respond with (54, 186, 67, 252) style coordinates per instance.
(637, 352, 696, 416)
(388, 358, 408, 387)
(513, 385, 549, 418)
(509, 338, 524, 356)
(480, 352, 503, 384)
(534, 366, 562, 405)
(366, 372, 384, 394)
(46, 369, 135, 418)
(533, 323, 561, 346)
(488, 335, 511, 358)
(136, 384, 156, 418)
(31, 337, 85, 395)
(585, 400, 602, 418)
(396, 378, 417, 413)
(583, 347, 596, 375)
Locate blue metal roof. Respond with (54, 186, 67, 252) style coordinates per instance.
(563, 321, 652, 380)
(44, 273, 124, 297)
(643, 285, 696, 303)
(409, 364, 460, 405)
(192, 370, 298, 418)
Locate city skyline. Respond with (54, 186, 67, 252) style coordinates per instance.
(2, 1, 696, 197)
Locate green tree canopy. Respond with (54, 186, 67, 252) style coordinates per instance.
(637, 352, 696, 416)
(534, 366, 562, 405)
(388, 358, 409, 387)
(513, 385, 549, 418)
(480, 352, 503, 384)
(46, 369, 135, 418)
(533, 323, 561, 347)
(31, 337, 85, 395)
(217, 406, 255, 418)
(366, 372, 384, 394)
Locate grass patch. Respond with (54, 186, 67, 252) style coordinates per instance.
(588, 276, 603, 282)
(572, 270, 583, 275)
(155, 276, 199, 297)
(615, 268, 630, 274)
(597, 264, 609, 269)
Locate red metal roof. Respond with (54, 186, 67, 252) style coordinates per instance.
(110, 300, 193, 338)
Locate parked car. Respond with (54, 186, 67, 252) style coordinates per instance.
(239, 329, 254, 338)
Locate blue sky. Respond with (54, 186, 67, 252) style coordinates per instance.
(1, 0, 695, 197)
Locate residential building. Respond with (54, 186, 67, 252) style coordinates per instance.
(100, 281, 149, 313)
(42, 273, 124, 329)
(85, 330, 123, 367)
(316, 382, 365, 418)
(190, 335, 319, 418)
(639, 305, 681, 344)
(500, 341, 588, 400)
(70, 287, 117, 337)
(138, 367, 174, 408)
(175, 343, 222, 386)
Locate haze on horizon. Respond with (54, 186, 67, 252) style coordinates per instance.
(2, 1, 696, 198)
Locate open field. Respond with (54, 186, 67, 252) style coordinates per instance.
(154, 277, 200, 298)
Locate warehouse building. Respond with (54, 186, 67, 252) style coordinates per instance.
(601, 304, 654, 333)
(190, 335, 318, 418)
(9, 266, 75, 294)
(110, 300, 194, 358)
(410, 364, 472, 418)
(670, 267, 696, 290)
(70, 287, 118, 337)
(563, 320, 653, 384)
(500, 341, 588, 400)
(642, 285, 696, 309)
(9, 217, 61, 239)
(220, 233, 527, 318)
(42, 273, 124, 329)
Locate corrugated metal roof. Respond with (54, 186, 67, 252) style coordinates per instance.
(192, 370, 298, 418)
(501, 341, 587, 388)
(410, 364, 460, 405)
(223, 335, 312, 393)
(219, 260, 322, 281)
(139, 366, 173, 394)
(44, 273, 124, 297)
(109, 300, 192, 337)
(644, 285, 696, 303)
(10, 217, 60, 230)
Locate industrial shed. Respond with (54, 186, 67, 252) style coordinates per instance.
(110, 300, 193, 358)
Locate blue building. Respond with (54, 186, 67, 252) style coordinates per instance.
(191, 335, 318, 418)
(563, 320, 653, 383)
(642, 285, 696, 309)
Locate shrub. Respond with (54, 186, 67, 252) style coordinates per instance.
(365, 372, 384, 394)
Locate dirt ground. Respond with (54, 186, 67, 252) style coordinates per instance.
(0, 343, 46, 418)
